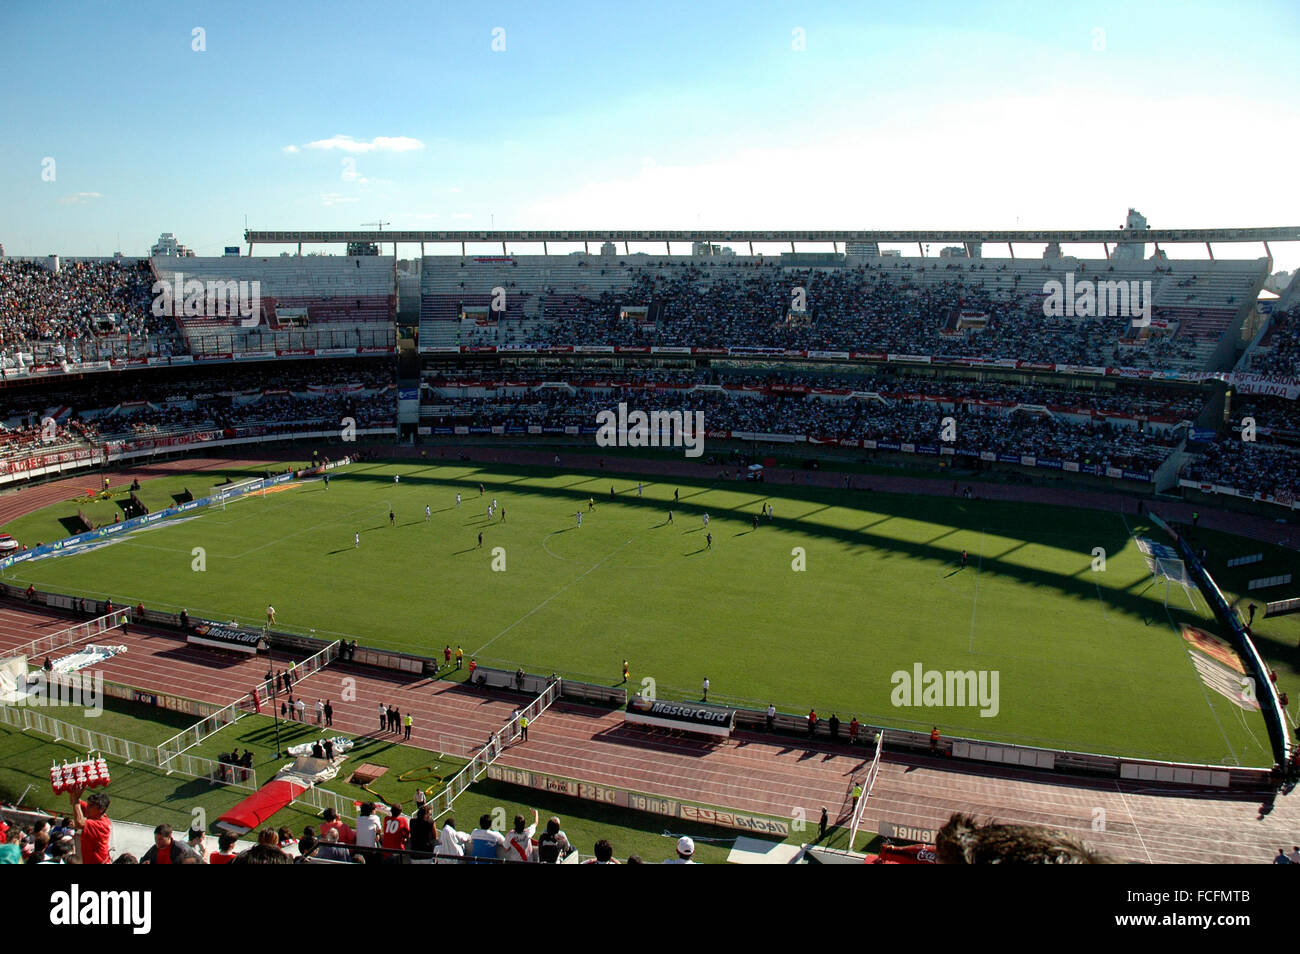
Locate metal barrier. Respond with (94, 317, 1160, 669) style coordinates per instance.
(3, 609, 130, 662)
(158, 639, 341, 767)
(0, 705, 257, 791)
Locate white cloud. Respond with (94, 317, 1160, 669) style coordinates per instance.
(294, 135, 425, 154)
(58, 192, 102, 205)
(282, 145, 300, 154)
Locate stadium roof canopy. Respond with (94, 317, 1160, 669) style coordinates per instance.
(245, 227, 1300, 246)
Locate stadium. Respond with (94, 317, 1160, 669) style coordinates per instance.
(7, 7, 1300, 915)
(2, 219, 1300, 872)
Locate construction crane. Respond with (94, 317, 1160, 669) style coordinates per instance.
(361, 221, 390, 231)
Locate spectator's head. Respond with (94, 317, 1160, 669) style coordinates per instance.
(416, 806, 430, 822)
(360, 802, 375, 817)
(513, 814, 528, 834)
(187, 829, 205, 852)
(113, 852, 138, 865)
(152, 824, 173, 851)
(231, 844, 291, 865)
(217, 833, 237, 853)
(627, 854, 643, 864)
(277, 826, 295, 845)
(479, 813, 492, 830)
(322, 807, 337, 822)
(84, 791, 110, 818)
(675, 836, 695, 860)
(593, 839, 614, 863)
(545, 817, 562, 838)
(936, 813, 1110, 864)
(257, 828, 278, 847)
(387, 804, 402, 818)
(323, 828, 340, 844)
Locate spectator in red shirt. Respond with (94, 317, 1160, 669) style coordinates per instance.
(209, 832, 239, 864)
(380, 803, 410, 858)
(69, 788, 112, 865)
(141, 824, 198, 864)
(319, 807, 355, 845)
(807, 708, 818, 737)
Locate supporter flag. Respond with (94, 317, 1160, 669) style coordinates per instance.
(250, 688, 261, 713)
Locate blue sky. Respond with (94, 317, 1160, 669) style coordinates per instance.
(1, 0, 1297, 272)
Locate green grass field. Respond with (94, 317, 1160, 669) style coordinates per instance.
(0, 457, 1279, 765)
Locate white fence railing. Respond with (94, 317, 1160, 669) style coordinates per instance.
(0, 704, 257, 792)
(3, 609, 130, 662)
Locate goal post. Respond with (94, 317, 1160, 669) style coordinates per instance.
(846, 731, 885, 852)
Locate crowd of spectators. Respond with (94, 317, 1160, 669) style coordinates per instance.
(0, 259, 170, 357)
(0, 359, 396, 456)
(515, 263, 1204, 369)
(1229, 396, 1300, 447)
(1248, 308, 1300, 378)
(425, 386, 1179, 472)
(425, 368, 1206, 423)
(1182, 440, 1300, 498)
(0, 798, 680, 864)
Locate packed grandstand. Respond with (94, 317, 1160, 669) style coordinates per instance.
(2, 239, 1297, 505)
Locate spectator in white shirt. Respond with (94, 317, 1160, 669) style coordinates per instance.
(354, 802, 381, 849)
(504, 810, 538, 862)
(437, 816, 472, 864)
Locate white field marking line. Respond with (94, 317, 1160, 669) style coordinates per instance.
(966, 529, 984, 654)
(1111, 781, 1155, 864)
(473, 535, 640, 659)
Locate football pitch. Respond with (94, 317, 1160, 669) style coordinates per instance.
(0, 458, 1272, 766)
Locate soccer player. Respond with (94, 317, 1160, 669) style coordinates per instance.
(394, 474, 400, 484)
(674, 489, 679, 503)
(667, 510, 673, 524)
(354, 531, 360, 548)
(702, 677, 710, 702)
(753, 514, 759, 530)
(389, 509, 395, 526)
(703, 513, 710, 527)
(444, 645, 452, 668)
(637, 483, 643, 497)
(324, 473, 329, 489)
(267, 605, 276, 625)
(455, 646, 464, 669)
(492, 498, 498, 510)
(456, 492, 462, 508)
(588, 497, 595, 511)
(477, 531, 483, 548)
(425, 505, 431, 521)
(961, 549, 968, 568)
(576, 511, 583, 528)
(479, 483, 485, 496)
(500, 508, 506, 522)
(706, 532, 712, 549)
(621, 660, 629, 684)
